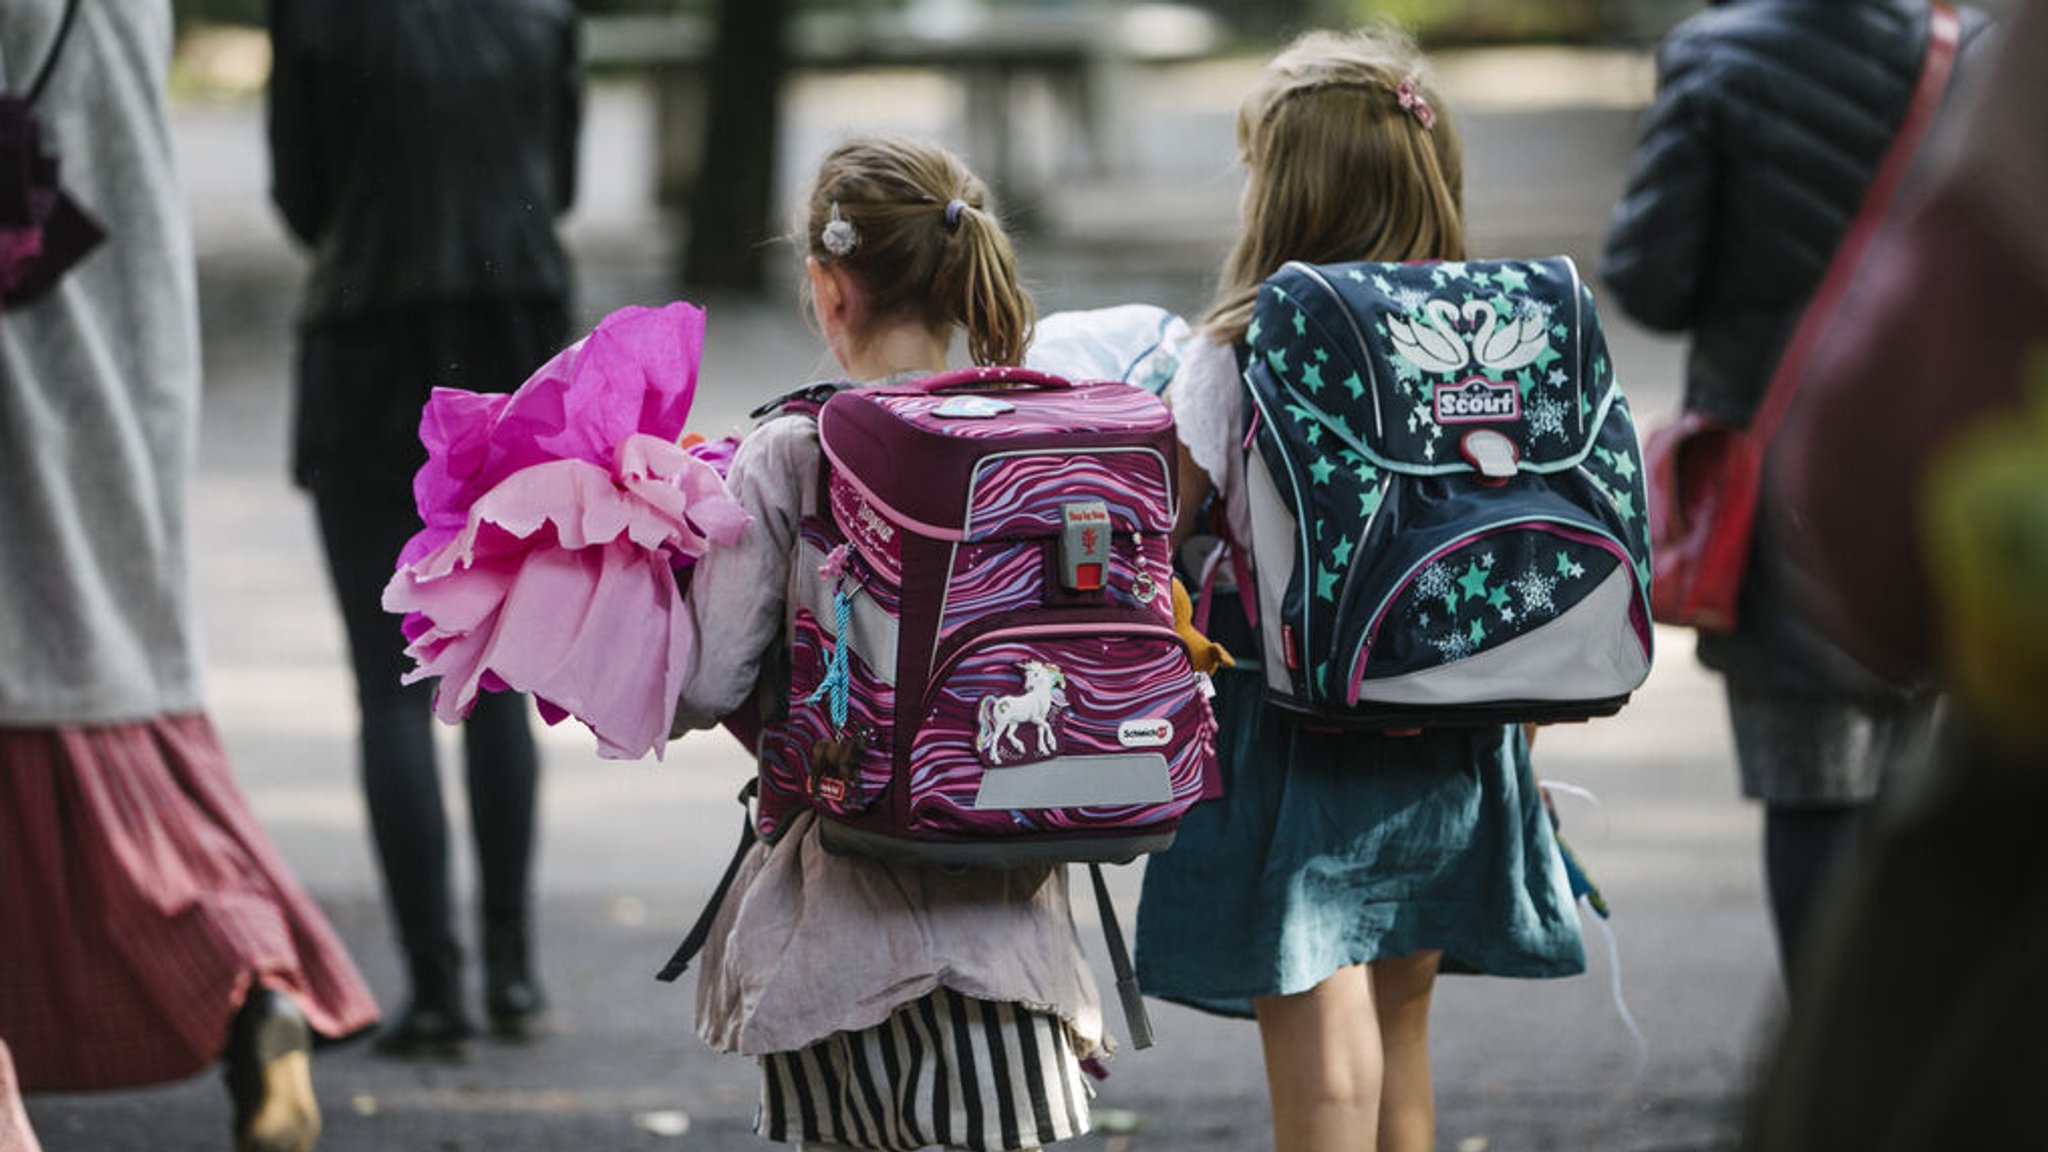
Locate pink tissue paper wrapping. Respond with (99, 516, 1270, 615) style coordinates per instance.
(381, 301, 748, 760)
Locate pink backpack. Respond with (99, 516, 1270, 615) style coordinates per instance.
(660, 369, 1220, 1047)
(761, 366, 1220, 865)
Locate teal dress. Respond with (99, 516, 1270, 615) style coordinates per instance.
(1135, 602, 1586, 1017)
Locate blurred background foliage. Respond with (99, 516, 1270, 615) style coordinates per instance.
(173, 0, 1699, 46)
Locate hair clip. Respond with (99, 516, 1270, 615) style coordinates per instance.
(1395, 76, 1436, 132)
(821, 202, 859, 258)
(943, 198, 969, 232)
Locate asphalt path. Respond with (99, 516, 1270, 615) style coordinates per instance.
(24, 48, 1773, 1152)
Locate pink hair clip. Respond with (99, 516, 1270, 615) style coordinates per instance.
(1396, 76, 1436, 132)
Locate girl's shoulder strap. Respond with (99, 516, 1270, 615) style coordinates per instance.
(749, 380, 852, 423)
(744, 381, 847, 519)
(18, 0, 85, 106)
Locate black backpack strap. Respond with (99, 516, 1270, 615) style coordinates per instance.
(658, 384, 854, 985)
(1088, 862, 1154, 1050)
(23, 0, 83, 107)
(655, 778, 759, 982)
(749, 380, 850, 422)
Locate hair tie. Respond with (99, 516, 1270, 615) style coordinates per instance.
(1395, 76, 1436, 132)
(821, 202, 859, 258)
(943, 198, 969, 232)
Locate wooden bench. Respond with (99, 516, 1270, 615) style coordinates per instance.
(582, 4, 1220, 209)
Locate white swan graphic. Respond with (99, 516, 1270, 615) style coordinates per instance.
(1386, 298, 1469, 374)
(1387, 295, 1555, 379)
(1462, 299, 1549, 372)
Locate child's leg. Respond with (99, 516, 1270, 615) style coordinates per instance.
(1371, 950, 1442, 1152)
(1252, 965, 1381, 1152)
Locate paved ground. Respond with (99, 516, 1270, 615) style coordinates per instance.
(25, 46, 1781, 1152)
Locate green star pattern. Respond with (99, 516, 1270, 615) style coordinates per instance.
(1458, 560, 1491, 603)
(1244, 260, 1658, 686)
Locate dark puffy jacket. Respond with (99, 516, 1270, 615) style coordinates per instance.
(266, 0, 581, 321)
(1601, 0, 1989, 695)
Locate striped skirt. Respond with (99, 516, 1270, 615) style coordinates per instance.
(758, 988, 1092, 1152)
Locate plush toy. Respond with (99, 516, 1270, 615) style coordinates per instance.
(1170, 576, 1235, 677)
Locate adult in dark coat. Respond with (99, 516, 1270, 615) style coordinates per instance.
(266, 0, 583, 1056)
(1599, 0, 1991, 980)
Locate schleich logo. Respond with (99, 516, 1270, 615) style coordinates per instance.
(1117, 718, 1174, 748)
(1434, 377, 1521, 424)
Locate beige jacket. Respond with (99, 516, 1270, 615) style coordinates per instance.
(674, 405, 1108, 1059)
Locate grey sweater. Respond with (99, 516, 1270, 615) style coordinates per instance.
(0, 0, 205, 724)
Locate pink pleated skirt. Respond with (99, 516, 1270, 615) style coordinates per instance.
(0, 713, 380, 1092)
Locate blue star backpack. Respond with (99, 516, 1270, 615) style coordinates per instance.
(1237, 255, 1652, 729)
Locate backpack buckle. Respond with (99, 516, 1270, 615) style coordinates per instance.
(1459, 429, 1520, 487)
(1060, 501, 1112, 591)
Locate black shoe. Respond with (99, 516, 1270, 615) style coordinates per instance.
(374, 946, 476, 1059)
(484, 925, 548, 1041)
(224, 985, 321, 1152)
(371, 1000, 476, 1059)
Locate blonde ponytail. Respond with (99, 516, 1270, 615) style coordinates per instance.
(803, 136, 1035, 367)
(932, 202, 1035, 366)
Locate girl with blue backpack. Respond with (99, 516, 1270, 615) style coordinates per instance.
(1134, 26, 1588, 1152)
(668, 136, 1107, 1152)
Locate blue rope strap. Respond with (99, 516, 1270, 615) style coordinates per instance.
(803, 580, 854, 731)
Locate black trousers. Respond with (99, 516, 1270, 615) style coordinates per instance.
(299, 300, 566, 986)
(312, 479, 540, 973)
(1764, 802, 1862, 984)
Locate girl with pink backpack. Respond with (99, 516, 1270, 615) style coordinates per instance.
(667, 135, 1112, 1152)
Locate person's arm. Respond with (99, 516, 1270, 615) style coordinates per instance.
(1599, 40, 1717, 333)
(672, 417, 812, 733)
(264, 0, 327, 244)
(1171, 440, 1213, 549)
(1162, 334, 1242, 548)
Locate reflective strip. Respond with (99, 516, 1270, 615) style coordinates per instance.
(972, 752, 1174, 810)
(794, 536, 900, 684)
(1355, 565, 1650, 705)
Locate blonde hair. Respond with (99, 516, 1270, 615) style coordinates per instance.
(1205, 24, 1466, 344)
(803, 136, 1036, 367)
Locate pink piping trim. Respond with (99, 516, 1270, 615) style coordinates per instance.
(820, 435, 969, 542)
(1344, 522, 1640, 706)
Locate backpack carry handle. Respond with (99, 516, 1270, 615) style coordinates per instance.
(901, 366, 1075, 394)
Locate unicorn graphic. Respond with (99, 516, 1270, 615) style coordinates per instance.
(975, 659, 1069, 764)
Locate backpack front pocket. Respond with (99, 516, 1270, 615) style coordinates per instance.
(1343, 516, 1650, 716)
(910, 620, 1216, 841)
